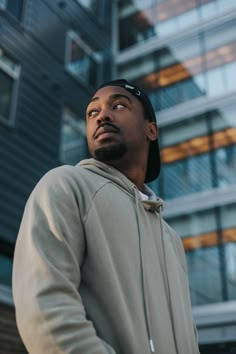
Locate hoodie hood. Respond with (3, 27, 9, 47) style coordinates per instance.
(78, 158, 164, 213)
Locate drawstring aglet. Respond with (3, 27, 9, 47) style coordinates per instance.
(149, 339, 155, 352)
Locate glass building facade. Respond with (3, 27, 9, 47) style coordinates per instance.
(116, 0, 236, 350)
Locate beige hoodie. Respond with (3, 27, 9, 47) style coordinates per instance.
(13, 159, 200, 354)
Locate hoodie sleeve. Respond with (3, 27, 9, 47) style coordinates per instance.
(12, 167, 116, 354)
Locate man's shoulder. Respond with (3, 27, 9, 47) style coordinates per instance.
(37, 164, 110, 195)
(35, 165, 84, 188)
(42, 164, 87, 181)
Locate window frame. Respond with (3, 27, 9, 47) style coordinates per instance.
(0, 0, 26, 22)
(0, 48, 21, 127)
(65, 30, 102, 89)
(75, 0, 106, 25)
(59, 106, 87, 165)
(75, 0, 98, 14)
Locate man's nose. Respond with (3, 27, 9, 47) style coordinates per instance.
(96, 108, 113, 124)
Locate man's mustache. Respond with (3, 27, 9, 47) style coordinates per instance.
(93, 122, 120, 139)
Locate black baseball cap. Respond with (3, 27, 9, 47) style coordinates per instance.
(93, 79, 161, 183)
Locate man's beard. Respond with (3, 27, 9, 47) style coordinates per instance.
(94, 143, 127, 162)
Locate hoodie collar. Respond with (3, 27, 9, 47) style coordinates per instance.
(78, 158, 164, 213)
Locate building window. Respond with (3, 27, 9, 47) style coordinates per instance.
(60, 107, 88, 165)
(0, 48, 20, 126)
(0, 0, 24, 20)
(154, 114, 212, 199)
(118, 19, 236, 112)
(151, 102, 236, 200)
(118, 33, 206, 111)
(65, 31, 102, 88)
(167, 204, 236, 306)
(204, 19, 236, 99)
(118, 0, 236, 51)
(0, 254, 12, 287)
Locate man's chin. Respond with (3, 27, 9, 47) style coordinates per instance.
(94, 144, 127, 162)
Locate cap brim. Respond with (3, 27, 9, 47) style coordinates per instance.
(145, 138, 161, 183)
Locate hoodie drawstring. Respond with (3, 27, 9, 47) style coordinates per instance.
(158, 211, 179, 354)
(133, 186, 155, 353)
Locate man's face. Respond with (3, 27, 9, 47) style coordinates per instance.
(86, 86, 155, 165)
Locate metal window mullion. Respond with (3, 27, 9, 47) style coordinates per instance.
(68, 30, 101, 62)
(8, 66, 21, 126)
(65, 32, 72, 66)
(0, 62, 20, 79)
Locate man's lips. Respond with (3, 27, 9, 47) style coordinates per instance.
(93, 123, 120, 140)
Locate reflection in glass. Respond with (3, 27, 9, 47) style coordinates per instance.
(167, 204, 236, 306)
(118, 16, 236, 111)
(204, 20, 236, 98)
(226, 243, 236, 300)
(68, 39, 97, 87)
(118, 0, 236, 50)
(0, 48, 18, 71)
(119, 36, 236, 111)
(187, 247, 222, 306)
(134, 35, 205, 111)
(0, 255, 12, 287)
(0, 48, 20, 124)
(149, 102, 236, 200)
(1, 0, 24, 20)
(162, 153, 212, 199)
(66, 32, 100, 88)
(0, 71, 13, 119)
(77, 0, 98, 14)
(60, 107, 88, 165)
(215, 146, 236, 187)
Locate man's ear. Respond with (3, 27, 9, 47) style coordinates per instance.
(147, 122, 158, 142)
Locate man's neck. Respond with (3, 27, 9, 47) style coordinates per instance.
(105, 160, 146, 191)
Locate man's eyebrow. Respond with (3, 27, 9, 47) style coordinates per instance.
(87, 93, 132, 106)
(109, 93, 132, 102)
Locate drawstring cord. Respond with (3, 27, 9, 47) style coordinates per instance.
(133, 186, 155, 353)
(133, 186, 179, 354)
(158, 211, 179, 354)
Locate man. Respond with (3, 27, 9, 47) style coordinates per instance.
(13, 79, 200, 354)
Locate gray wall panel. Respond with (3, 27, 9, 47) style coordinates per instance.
(0, 0, 113, 246)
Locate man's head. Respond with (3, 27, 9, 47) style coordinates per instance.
(85, 79, 161, 183)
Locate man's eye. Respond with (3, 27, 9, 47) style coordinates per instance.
(87, 109, 98, 117)
(114, 103, 125, 110)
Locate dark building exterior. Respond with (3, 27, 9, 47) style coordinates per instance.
(0, 0, 113, 351)
(115, 0, 236, 353)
